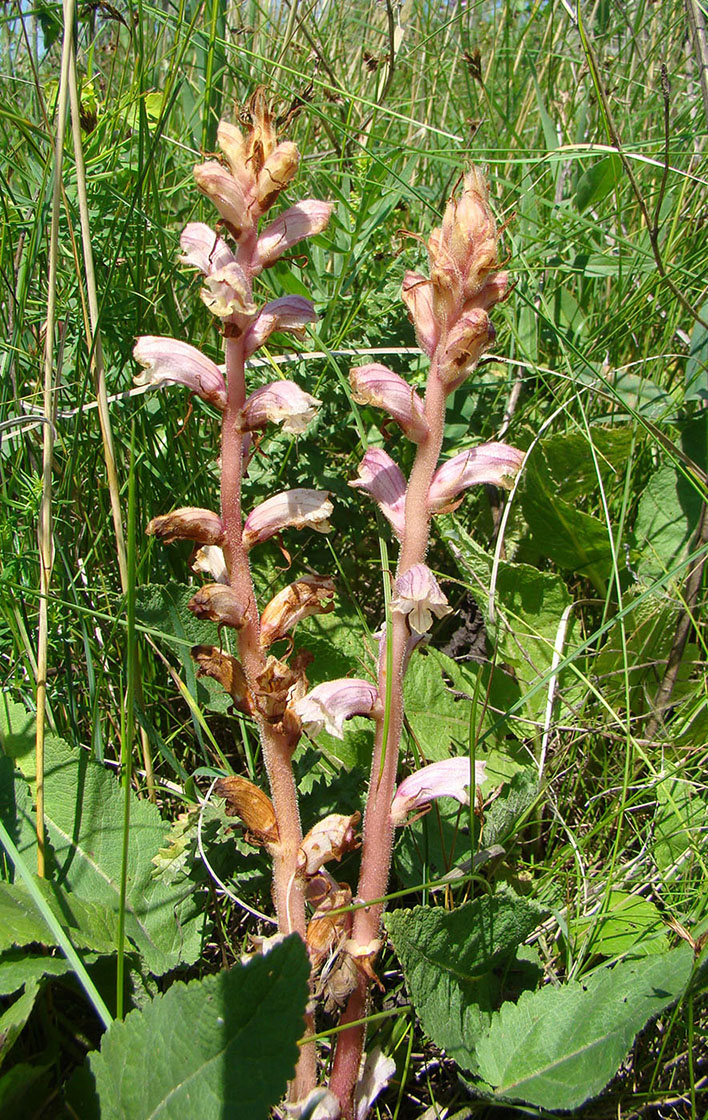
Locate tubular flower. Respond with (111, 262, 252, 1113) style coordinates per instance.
(146, 507, 224, 545)
(437, 307, 495, 391)
(187, 584, 248, 629)
(193, 160, 253, 240)
(191, 645, 253, 714)
(292, 678, 381, 739)
(215, 775, 279, 846)
(260, 575, 336, 648)
(133, 337, 227, 410)
(241, 380, 321, 435)
(190, 544, 229, 584)
(349, 364, 428, 442)
(391, 563, 452, 635)
(297, 812, 361, 878)
(348, 448, 407, 539)
(243, 296, 318, 359)
(256, 141, 300, 210)
(401, 271, 439, 357)
(391, 757, 488, 825)
(429, 443, 525, 511)
(254, 201, 334, 272)
(179, 222, 235, 275)
(242, 489, 333, 549)
(200, 261, 257, 324)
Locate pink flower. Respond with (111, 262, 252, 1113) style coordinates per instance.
(242, 489, 333, 549)
(243, 296, 318, 359)
(348, 448, 407, 539)
(437, 307, 495, 391)
(349, 364, 428, 442)
(391, 563, 451, 634)
(241, 380, 321, 435)
(292, 678, 381, 739)
(390, 757, 487, 825)
(179, 223, 235, 276)
(401, 271, 439, 357)
(193, 160, 253, 240)
(133, 337, 227, 410)
(254, 201, 334, 271)
(429, 443, 525, 510)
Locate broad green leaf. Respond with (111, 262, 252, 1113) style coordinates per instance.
(633, 460, 703, 583)
(0, 699, 206, 974)
(685, 298, 708, 401)
(0, 1061, 53, 1120)
(0, 981, 40, 1068)
(540, 428, 633, 503)
(385, 890, 546, 1073)
(403, 652, 469, 762)
(473, 944, 693, 1109)
(573, 891, 668, 957)
(0, 880, 117, 955)
(575, 155, 622, 212)
(87, 936, 310, 1120)
(521, 446, 613, 592)
(653, 777, 707, 875)
(0, 755, 36, 876)
(0, 950, 72, 995)
(592, 589, 678, 712)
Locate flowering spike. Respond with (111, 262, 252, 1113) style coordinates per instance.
(145, 507, 224, 545)
(349, 364, 428, 442)
(391, 563, 452, 635)
(133, 337, 227, 410)
(390, 757, 487, 826)
(243, 296, 318, 359)
(241, 380, 321, 435)
(292, 678, 381, 739)
(260, 575, 336, 648)
(242, 489, 333, 549)
(429, 443, 525, 511)
(348, 448, 407, 539)
(255, 201, 334, 271)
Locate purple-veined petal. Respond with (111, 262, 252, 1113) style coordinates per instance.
(348, 448, 407, 539)
(390, 756, 487, 826)
(242, 489, 333, 549)
(292, 678, 381, 739)
(429, 443, 525, 510)
(133, 336, 227, 410)
(401, 271, 439, 357)
(179, 223, 235, 275)
(241, 380, 321, 435)
(200, 262, 257, 321)
(243, 296, 318, 359)
(391, 563, 451, 634)
(254, 200, 334, 270)
(349, 364, 428, 442)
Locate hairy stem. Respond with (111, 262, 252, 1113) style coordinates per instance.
(221, 333, 315, 1099)
(330, 361, 447, 1114)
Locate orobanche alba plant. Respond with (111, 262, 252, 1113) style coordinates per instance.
(135, 90, 522, 1119)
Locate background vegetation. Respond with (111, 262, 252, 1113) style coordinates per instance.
(1, 0, 706, 1116)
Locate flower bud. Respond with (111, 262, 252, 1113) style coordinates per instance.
(292, 678, 381, 739)
(391, 564, 451, 635)
(257, 141, 300, 211)
(401, 271, 439, 357)
(242, 489, 333, 549)
(390, 757, 487, 826)
(297, 812, 361, 878)
(146, 507, 225, 545)
(429, 443, 525, 511)
(243, 296, 318, 359)
(133, 337, 227, 410)
(437, 307, 495, 391)
(193, 160, 253, 240)
(241, 380, 321, 436)
(188, 584, 248, 629)
(349, 364, 428, 442)
(254, 201, 334, 271)
(191, 644, 253, 713)
(348, 448, 407, 539)
(215, 775, 279, 846)
(260, 575, 336, 648)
